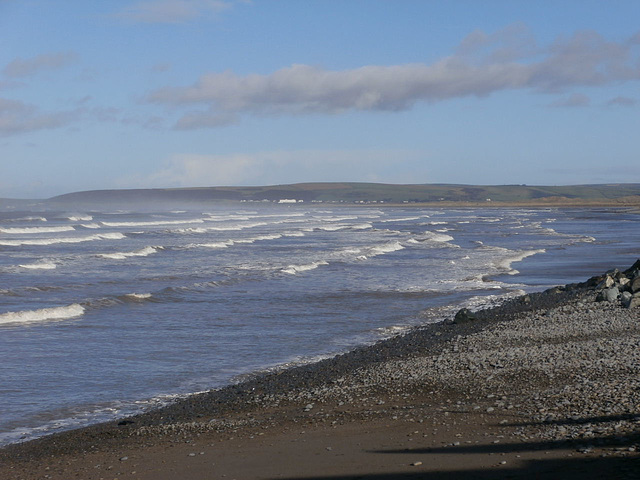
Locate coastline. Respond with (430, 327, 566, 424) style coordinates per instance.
(2, 264, 640, 479)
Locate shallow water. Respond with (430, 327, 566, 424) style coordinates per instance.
(0, 204, 638, 445)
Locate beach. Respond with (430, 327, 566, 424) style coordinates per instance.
(2, 263, 640, 479)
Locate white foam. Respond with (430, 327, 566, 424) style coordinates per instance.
(0, 304, 85, 326)
(0, 226, 75, 234)
(11, 216, 47, 222)
(80, 223, 101, 229)
(495, 248, 546, 275)
(124, 293, 152, 300)
(282, 260, 329, 275)
(99, 246, 160, 260)
(67, 215, 93, 222)
(18, 261, 57, 270)
(315, 215, 359, 221)
(369, 241, 405, 256)
(199, 241, 233, 249)
(101, 219, 204, 227)
(414, 231, 455, 243)
(0, 232, 126, 246)
(316, 223, 373, 232)
(379, 216, 422, 223)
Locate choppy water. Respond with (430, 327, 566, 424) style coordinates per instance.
(0, 204, 638, 445)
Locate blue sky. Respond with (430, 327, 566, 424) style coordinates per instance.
(1, 0, 639, 198)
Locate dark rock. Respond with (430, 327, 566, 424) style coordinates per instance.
(631, 277, 640, 294)
(623, 259, 640, 276)
(625, 293, 640, 309)
(454, 308, 477, 324)
(605, 268, 621, 279)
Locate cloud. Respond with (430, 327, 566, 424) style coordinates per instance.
(607, 96, 636, 107)
(2, 52, 78, 78)
(146, 26, 640, 129)
(549, 93, 590, 108)
(0, 97, 76, 135)
(115, 0, 235, 24)
(121, 149, 423, 188)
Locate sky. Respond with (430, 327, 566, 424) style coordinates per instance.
(1, 0, 639, 198)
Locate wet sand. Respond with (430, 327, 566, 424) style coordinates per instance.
(2, 266, 640, 479)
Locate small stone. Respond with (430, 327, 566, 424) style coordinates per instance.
(188, 453, 196, 457)
(411, 461, 423, 466)
(119, 457, 128, 462)
(454, 308, 476, 324)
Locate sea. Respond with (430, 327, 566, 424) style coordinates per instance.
(0, 203, 638, 446)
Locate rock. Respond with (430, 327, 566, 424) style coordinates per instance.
(623, 259, 640, 276)
(621, 291, 633, 308)
(454, 308, 477, 324)
(598, 287, 620, 303)
(624, 293, 640, 309)
(631, 277, 640, 294)
(598, 275, 616, 289)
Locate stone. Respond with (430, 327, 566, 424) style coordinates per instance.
(631, 277, 640, 294)
(597, 275, 615, 289)
(621, 292, 633, 308)
(625, 293, 640, 309)
(623, 259, 640, 276)
(454, 308, 477, 324)
(603, 287, 619, 303)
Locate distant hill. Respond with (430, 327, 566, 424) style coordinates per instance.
(47, 182, 640, 207)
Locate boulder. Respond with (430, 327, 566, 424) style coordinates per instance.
(632, 277, 640, 294)
(597, 287, 619, 303)
(604, 287, 620, 303)
(597, 275, 616, 289)
(621, 291, 633, 308)
(623, 259, 640, 276)
(454, 308, 477, 324)
(623, 293, 640, 309)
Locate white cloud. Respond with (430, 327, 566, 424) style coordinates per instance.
(2, 52, 78, 78)
(115, 0, 235, 24)
(120, 149, 425, 188)
(0, 98, 76, 135)
(146, 26, 640, 129)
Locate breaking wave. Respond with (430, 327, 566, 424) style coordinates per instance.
(0, 304, 85, 326)
(101, 219, 204, 227)
(0, 226, 75, 234)
(282, 260, 329, 275)
(0, 233, 126, 246)
(98, 246, 161, 260)
(18, 261, 57, 270)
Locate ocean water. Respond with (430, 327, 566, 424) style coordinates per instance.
(0, 204, 638, 445)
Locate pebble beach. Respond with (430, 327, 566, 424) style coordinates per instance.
(2, 262, 640, 479)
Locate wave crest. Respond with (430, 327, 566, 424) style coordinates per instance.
(0, 304, 85, 326)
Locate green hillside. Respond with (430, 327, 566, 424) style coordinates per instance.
(47, 182, 640, 206)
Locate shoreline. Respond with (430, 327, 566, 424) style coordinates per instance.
(2, 263, 640, 478)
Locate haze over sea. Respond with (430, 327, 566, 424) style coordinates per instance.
(0, 203, 638, 446)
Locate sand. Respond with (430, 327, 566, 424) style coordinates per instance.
(2, 269, 640, 479)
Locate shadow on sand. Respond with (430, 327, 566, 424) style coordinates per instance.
(272, 418, 640, 480)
